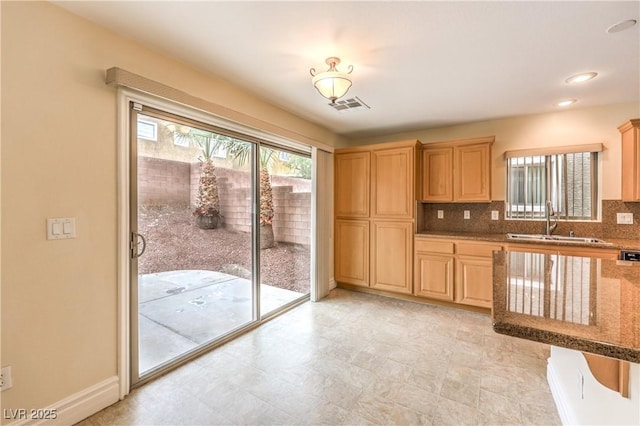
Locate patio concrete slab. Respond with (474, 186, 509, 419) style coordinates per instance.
(138, 270, 304, 375)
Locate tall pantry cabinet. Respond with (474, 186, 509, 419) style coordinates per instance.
(334, 140, 419, 294)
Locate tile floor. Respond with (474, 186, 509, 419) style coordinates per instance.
(79, 289, 560, 425)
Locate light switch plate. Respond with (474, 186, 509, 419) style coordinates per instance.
(616, 212, 633, 225)
(437, 210, 444, 219)
(491, 210, 499, 220)
(464, 210, 470, 220)
(47, 218, 76, 240)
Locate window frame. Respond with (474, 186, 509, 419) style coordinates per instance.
(505, 151, 599, 222)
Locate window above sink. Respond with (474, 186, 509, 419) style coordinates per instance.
(504, 143, 603, 222)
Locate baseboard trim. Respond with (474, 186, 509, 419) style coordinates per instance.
(329, 278, 337, 290)
(547, 359, 574, 426)
(7, 376, 119, 426)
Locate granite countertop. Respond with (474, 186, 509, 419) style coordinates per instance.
(492, 250, 640, 363)
(415, 231, 640, 251)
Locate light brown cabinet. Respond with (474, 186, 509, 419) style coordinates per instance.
(372, 146, 415, 218)
(420, 137, 493, 202)
(371, 221, 413, 294)
(335, 220, 369, 287)
(619, 119, 640, 202)
(421, 148, 453, 202)
(455, 242, 503, 308)
(335, 151, 370, 218)
(414, 238, 502, 308)
(454, 143, 492, 202)
(334, 140, 418, 294)
(414, 239, 454, 300)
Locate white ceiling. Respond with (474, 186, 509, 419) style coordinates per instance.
(54, 1, 640, 139)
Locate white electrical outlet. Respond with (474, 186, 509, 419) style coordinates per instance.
(464, 210, 470, 219)
(617, 212, 633, 225)
(1, 366, 12, 391)
(437, 210, 444, 219)
(491, 210, 499, 220)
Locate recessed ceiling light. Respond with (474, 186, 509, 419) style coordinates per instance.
(607, 19, 637, 34)
(557, 99, 577, 107)
(565, 72, 598, 84)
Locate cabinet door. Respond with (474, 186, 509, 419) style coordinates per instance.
(335, 220, 369, 287)
(421, 147, 453, 202)
(454, 143, 491, 202)
(455, 256, 493, 308)
(335, 152, 370, 218)
(414, 252, 454, 301)
(371, 221, 413, 294)
(620, 120, 640, 202)
(371, 147, 414, 218)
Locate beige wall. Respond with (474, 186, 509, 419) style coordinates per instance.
(350, 102, 640, 200)
(0, 1, 341, 415)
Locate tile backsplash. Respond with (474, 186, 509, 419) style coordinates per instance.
(419, 200, 640, 240)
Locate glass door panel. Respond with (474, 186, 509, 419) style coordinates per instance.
(258, 146, 311, 317)
(131, 106, 257, 382)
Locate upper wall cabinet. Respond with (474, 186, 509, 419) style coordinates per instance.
(335, 140, 418, 220)
(619, 119, 640, 202)
(371, 145, 416, 218)
(335, 151, 371, 218)
(420, 136, 494, 202)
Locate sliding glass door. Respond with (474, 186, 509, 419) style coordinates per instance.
(129, 103, 310, 385)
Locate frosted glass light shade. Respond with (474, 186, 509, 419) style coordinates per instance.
(312, 71, 353, 102)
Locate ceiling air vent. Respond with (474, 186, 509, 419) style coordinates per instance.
(328, 96, 370, 112)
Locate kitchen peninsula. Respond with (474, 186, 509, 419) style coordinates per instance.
(492, 250, 640, 425)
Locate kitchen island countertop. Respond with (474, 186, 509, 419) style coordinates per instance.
(492, 250, 640, 363)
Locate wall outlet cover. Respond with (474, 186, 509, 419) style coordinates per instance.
(0, 366, 12, 391)
(437, 210, 444, 219)
(616, 212, 633, 225)
(491, 210, 499, 220)
(464, 210, 470, 220)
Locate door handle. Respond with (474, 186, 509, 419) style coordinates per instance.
(131, 232, 146, 258)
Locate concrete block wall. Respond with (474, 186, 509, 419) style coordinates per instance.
(138, 156, 191, 205)
(145, 157, 312, 246)
(272, 187, 311, 246)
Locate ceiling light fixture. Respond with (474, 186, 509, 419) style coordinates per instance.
(557, 99, 577, 107)
(310, 57, 353, 104)
(565, 72, 598, 84)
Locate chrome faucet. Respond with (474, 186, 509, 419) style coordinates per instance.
(546, 201, 558, 236)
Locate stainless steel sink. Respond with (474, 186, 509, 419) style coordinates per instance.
(506, 233, 610, 244)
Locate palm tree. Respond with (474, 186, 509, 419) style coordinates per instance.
(170, 126, 222, 229)
(218, 140, 277, 248)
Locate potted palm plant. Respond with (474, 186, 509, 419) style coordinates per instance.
(193, 136, 222, 229)
(170, 126, 222, 229)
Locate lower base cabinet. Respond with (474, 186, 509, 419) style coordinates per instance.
(371, 221, 413, 294)
(455, 256, 494, 308)
(335, 219, 413, 294)
(335, 219, 369, 287)
(415, 253, 454, 300)
(414, 238, 502, 309)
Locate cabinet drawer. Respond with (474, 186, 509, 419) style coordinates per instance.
(456, 242, 502, 258)
(415, 239, 454, 254)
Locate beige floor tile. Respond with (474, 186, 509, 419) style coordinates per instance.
(478, 389, 524, 425)
(432, 396, 479, 426)
(80, 289, 560, 426)
(439, 377, 480, 408)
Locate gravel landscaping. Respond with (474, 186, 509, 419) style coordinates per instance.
(137, 204, 310, 294)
